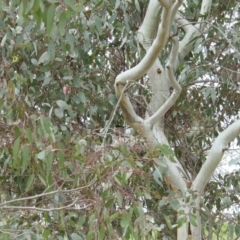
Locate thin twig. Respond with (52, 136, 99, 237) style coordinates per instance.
(101, 81, 129, 138)
(1, 198, 86, 212)
(0, 181, 96, 207)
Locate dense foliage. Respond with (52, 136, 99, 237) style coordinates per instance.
(0, 0, 239, 239)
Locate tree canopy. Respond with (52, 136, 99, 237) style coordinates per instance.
(0, 0, 239, 239)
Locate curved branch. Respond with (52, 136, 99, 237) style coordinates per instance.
(193, 119, 240, 192)
(115, 7, 170, 87)
(138, 0, 162, 44)
(146, 37, 181, 126)
(175, 13, 191, 32)
(115, 1, 183, 129)
(177, 0, 212, 59)
(158, 0, 171, 9)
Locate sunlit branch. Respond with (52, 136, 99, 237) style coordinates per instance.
(175, 13, 194, 32)
(115, 2, 183, 129)
(193, 119, 240, 192)
(115, 7, 171, 87)
(158, 0, 170, 9)
(177, 0, 212, 60)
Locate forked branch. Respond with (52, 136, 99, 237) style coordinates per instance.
(146, 37, 181, 126)
(114, 1, 183, 129)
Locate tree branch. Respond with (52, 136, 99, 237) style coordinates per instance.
(1, 198, 82, 212)
(0, 181, 96, 208)
(115, 1, 183, 129)
(177, 0, 212, 60)
(138, 0, 162, 47)
(115, 6, 171, 87)
(193, 119, 240, 192)
(158, 0, 170, 9)
(146, 37, 181, 126)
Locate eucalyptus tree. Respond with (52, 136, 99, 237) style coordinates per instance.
(113, 0, 240, 239)
(0, 0, 239, 239)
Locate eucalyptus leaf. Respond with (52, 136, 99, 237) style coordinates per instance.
(38, 52, 50, 64)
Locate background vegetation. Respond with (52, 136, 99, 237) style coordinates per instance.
(0, 0, 239, 239)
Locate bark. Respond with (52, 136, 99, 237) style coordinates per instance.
(113, 0, 240, 240)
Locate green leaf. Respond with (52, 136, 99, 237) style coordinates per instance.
(189, 214, 197, 227)
(43, 229, 51, 239)
(24, 0, 35, 14)
(143, 190, 151, 200)
(153, 168, 163, 186)
(47, 4, 55, 36)
(37, 150, 48, 160)
(11, 0, 20, 8)
(177, 217, 187, 228)
(235, 224, 240, 236)
(38, 174, 47, 186)
(221, 196, 231, 206)
(46, 151, 54, 177)
(204, 87, 211, 100)
(210, 88, 216, 104)
(63, 0, 75, 11)
(54, 108, 64, 118)
(164, 214, 172, 229)
(94, 16, 102, 34)
(0, 34, 7, 47)
(21, 145, 31, 173)
(94, 0, 104, 8)
(120, 211, 132, 228)
(229, 224, 234, 239)
(110, 212, 120, 220)
(115, 191, 123, 208)
(32, 0, 42, 12)
(108, 93, 117, 106)
(115, 0, 120, 9)
(70, 233, 83, 240)
(56, 100, 69, 109)
(77, 215, 86, 228)
(105, 198, 114, 208)
(59, 11, 68, 35)
(170, 198, 180, 211)
(40, 64, 52, 72)
(73, 92, 86, 104)
(31, 58, 38, 66)
(135, 0, 140, 12)
(24, 128, 33, 143)
(47, 0, 58, 3)
(40, 116, 52, 135)
(158, 144, 175, 162)
(66, 32, 75, 51)
(38, 52, 50, 64)
(159, 199, 168, 207)
(48, 40, 56, 62)
(13, 137, 20, 161)
(18, 1, 27, 23)
(26, 174, 35, 191)
(99, 226, 105, 240)
(57, 150, 65, 166)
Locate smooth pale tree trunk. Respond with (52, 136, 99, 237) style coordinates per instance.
(113, 0, 240, 239)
